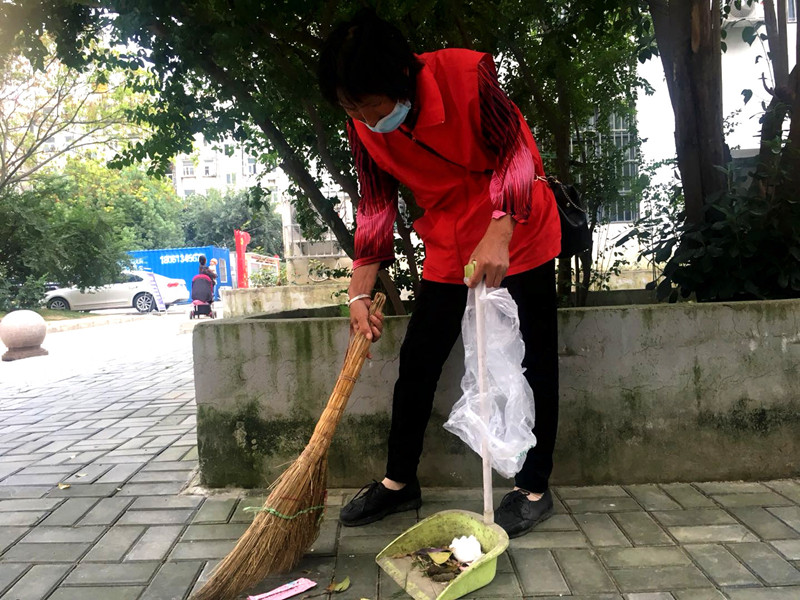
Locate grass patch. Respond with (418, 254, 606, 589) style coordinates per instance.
(0, 308, 95, 322)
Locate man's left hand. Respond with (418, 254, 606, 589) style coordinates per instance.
(467, 215, 515, 288)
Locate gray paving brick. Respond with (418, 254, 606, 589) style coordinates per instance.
(576, 514, 632, 547)
(82, 525, 144, 562)
(625, 594, 673, 600)
(613, 512, 674, 546)
(333, 553, 379, 599)
(727, 542, 800, 585)
(508, 530, 588, 549)
(771, 540, 800, 560)
(308, 518, 337, 556)
(140, 560, 203, 600)
(0, 563, 28, 595)
(65, 561, 159, 585)
(684, 543, 760, 586)
(652, 509, 737, 527)
(565, 497, 642, 513)
(599, 546, 690, 568)
(0, 487, 49, 499)
(95, 463, 143, 484)
(116, 482, 186, 496)
(153, 446, 187, 462)
(0, 473, 70, 486)
(765, 480, 800, 504)
(39, 498, 99, 526)
(182, 524, 249, 541)
(555, 548, 616, 593)
(667, 525, 759, 544)
(0, 511, 46, 526)
(535, 514, 577, 531)
(1, 542, 89, 562)
(0, 564, 69, 600)
(714, 492, 795, 508)
(192, 498, 236, 523)
(672, 590, 725, 600)
(725, 588, 800, 599)
(170, 539, 237, 560)
(336, 533, 397, 555)
(730, 507, 800, 540)
(117, 508, 194, 525)
(557, 486, 630, 498)
(768, 506, 800, 533)
(0, 499, 61, 512)
(610, 565, 711, 592)
(143, 461, 197, 472)
(45, 483, 119, 498)
(230, 497, 266, 523)
(21, 526, 104, 544)
(125, 525, 183, 561)
(77, 497, 134, 525)
(625, 485, 682, 511)
(509, 548, 569, 596)
(129, 470, 193, 484)
(130, 495, 202, 510)
(695, 482, 769, 494)
(47, 586, 145, 600)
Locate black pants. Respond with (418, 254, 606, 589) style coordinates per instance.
(385, 260, 559, 493)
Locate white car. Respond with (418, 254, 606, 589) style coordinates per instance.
(44, 270, 190, 313)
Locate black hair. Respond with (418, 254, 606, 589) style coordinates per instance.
(318, 9, 422, 106)
(199, 255, 207, 266)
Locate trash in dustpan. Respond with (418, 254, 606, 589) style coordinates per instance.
(376, 267, 536, 600)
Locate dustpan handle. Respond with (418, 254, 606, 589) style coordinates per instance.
(466, 263, 493, 526)
(475, 279, 492, 525)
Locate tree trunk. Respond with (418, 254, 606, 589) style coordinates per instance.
(649, 0, 726, 226)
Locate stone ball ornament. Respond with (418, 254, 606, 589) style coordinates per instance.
(0, 310, 49, 361)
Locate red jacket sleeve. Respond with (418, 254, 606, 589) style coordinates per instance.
(478, 56, 535, 223)
(347, 120, 399, 269)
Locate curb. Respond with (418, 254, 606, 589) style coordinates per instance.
(46, 314, 147, 333)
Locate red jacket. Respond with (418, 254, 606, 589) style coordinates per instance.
(351, 49, 560, 284)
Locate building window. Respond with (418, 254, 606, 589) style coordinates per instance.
(576, 111, 639, 223)
(245, 156, 257, 175)
(182, 160, 195, 177)
(43, 136, 57, 152)
(224, 144, 234, 157)
(789, 0, 796, 21)
(184, 189, 195, 198)
(219, 259, 228, 283)
(203, 160, 216, 177)
(226, 173, 237, 185)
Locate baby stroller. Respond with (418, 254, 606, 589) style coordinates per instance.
(190, 273, 216, 319)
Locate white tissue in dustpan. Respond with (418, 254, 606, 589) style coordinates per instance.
(443, 284, 536, 478)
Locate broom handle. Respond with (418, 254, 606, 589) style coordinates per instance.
(303, 293, 386, 460)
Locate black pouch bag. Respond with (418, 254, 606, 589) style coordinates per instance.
(545, 176, 592, 259)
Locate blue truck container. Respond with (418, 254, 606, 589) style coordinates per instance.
(128, 246, 232, 301)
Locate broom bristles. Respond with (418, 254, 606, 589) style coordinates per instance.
(191, 293, 387, 600)
(191, 454, 328, 600)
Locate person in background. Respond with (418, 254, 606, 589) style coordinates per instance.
(317, 10, 561, 539)
(198, 255, 217, 283)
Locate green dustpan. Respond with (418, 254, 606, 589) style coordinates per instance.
(376, 509, 509, 600)
(376, 272, 510, 600)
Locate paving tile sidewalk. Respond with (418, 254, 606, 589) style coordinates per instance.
(2, 352, 800, 599)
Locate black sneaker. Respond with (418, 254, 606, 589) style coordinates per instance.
(494, 488, 554, 538)
(339, 479, 422, 527)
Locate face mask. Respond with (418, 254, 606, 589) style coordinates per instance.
(366, 100, 411, 133)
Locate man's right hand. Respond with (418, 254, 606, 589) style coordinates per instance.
(349, 297, 384, 342)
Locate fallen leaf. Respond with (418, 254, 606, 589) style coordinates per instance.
(75, 473, 87, 478)
(427, 550, 451, 565)
(57, 483, 70, 489)
(326, 576, 350, 593)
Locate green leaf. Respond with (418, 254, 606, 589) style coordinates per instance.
(328, 576, 351, 593)
(428, 551, 452, 565)
(742, 26, 757, 45)
(741, 89, 753, 104)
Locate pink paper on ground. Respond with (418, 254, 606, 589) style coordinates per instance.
(247, 578, 316, 600)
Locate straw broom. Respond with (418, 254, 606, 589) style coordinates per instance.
(191, 293, 386, 600)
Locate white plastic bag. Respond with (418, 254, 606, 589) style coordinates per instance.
(443, 284, 536, 478)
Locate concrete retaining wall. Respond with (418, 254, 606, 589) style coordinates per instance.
(221, 283, 346, 318)
(193, 299, 800, 488)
